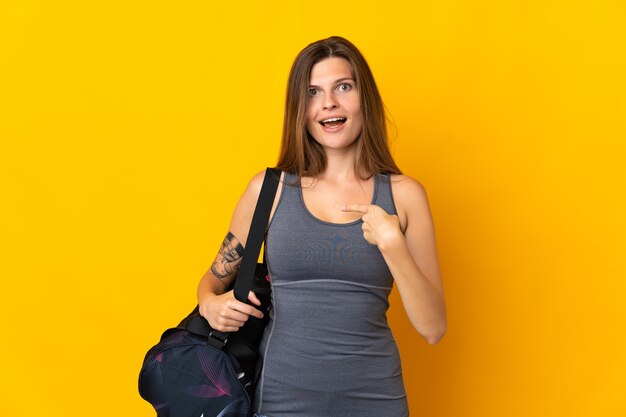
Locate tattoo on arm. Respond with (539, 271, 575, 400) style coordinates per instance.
(211, 232, 244, 285)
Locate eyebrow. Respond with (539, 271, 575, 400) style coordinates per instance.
(308, 77, 355, 88)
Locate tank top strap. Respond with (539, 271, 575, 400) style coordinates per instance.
(373, 173, 398, 215)
(280, 172, 301, 200)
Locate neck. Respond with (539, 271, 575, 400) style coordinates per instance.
(319, 146, 364, 182)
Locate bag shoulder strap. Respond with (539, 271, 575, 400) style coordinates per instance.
(233, 167, 281, 301)
(181, 167, 281, 342)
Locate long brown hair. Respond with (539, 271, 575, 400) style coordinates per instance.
(275, 36, 402, 179)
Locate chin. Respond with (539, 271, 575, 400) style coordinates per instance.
(308, 130, 359, 148)
(319, 139, 359, 151)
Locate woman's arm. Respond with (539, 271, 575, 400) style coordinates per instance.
(343, 176, 447, 344)
(197, 170, 269, 332)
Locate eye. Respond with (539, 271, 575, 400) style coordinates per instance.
(308, 88, 319, 97)
(338, 83, 352, 92)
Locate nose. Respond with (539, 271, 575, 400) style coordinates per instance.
(322, 92, 339, 110)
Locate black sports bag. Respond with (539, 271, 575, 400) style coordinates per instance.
(138, 168, 280, 417)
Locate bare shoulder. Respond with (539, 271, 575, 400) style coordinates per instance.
(246, 169, 267, 196)
(229, 169, 284, 243)
(389, 174, 432, 231)
(389, 174, 430, 210)
(242, 169, 284, 204)
(234, 169, 270, 216)
(226, 170, 268, 244)
(390, 174, 427, 197)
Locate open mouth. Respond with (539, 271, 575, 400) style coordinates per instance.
(320, 117, 347, 128)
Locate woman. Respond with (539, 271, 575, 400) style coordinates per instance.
(197, 36, 447, 417)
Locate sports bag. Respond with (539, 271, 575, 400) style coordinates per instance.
(138, 168, 281, 417)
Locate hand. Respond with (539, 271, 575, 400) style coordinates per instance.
(342, 204, 403, 250)
(198, 290, 264, 333)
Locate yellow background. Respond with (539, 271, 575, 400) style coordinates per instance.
(1, 1, 624, 416)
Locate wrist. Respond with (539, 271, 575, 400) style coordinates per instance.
(378, 230, 405, 253)
(198, 289, 219, 306)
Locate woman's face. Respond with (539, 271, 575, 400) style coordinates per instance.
(305, 57, 363, 152)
